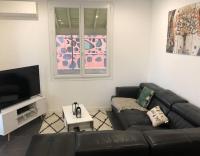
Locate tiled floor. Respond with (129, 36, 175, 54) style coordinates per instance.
(0, 118, 42, 156)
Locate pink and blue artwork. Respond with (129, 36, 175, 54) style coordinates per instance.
(56, 35, 107, 73)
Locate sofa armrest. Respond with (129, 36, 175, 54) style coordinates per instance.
(144, 128, 200, 156)
(115, 86, 140, 99)
(76, 130, 149, 156)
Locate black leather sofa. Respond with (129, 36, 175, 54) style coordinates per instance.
(26, 83, 200, 156)
(112, 83, 199, 130)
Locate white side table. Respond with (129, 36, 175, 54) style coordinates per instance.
(62, 104, 93, 132)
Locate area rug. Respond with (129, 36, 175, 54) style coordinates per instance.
(39, 110, 113, 134)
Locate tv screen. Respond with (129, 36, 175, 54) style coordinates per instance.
(0, 65, 41, 110)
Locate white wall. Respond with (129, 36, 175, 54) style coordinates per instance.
(0, 0, 152, 112)
(148, 0, 200, 107)
(48, 0, 152, 111)
(3, 0, 199, 111)
(0, 0, 49, 98)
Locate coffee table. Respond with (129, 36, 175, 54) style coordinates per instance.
(62, 104, 94, 132)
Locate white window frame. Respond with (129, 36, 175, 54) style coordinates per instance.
(48, 1, 113, 79)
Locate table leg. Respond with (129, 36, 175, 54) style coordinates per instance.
(7, 133, 10, 141)
(67, 125, 70, 132)
(90, 121, 94, 130)
(40, 114, 45, 120)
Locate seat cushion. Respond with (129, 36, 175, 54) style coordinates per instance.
(25, 133, 76, 156)
(76, 130, 149, 156)
(172, 103, 200, 127)
(119, 109, 151, 129)
(112, 97, 147, 112)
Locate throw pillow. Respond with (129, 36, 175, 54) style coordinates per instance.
(137, 87, 154, 108)
(147, 106, 169, 127)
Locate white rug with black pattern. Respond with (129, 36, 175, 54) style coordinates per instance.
(39, 110, 113, 134)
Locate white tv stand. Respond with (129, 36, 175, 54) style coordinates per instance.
(0, 95, 47, 140)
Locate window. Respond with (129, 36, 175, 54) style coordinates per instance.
(55, 8, 80, 75)
(49, 2, 112, 78)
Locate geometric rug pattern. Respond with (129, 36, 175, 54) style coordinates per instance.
(90, 110, 113, 131)
(39, 112, 65, 134)
(39, 110, 113, 134)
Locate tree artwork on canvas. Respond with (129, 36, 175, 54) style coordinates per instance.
(166, 2, 200, 56)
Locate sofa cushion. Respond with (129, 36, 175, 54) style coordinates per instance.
(167, 111, 194, 129)
(119, 109, 151, 129)
(137, 87, 154, 108)
(25, 133, 76, 156)
(76, 130, 149, 156)
(144, 128, 200, 156)
(172, 103, 200, 127)
(147, 106, 169, 127)
(111, 97, 147, 112)
(155, 90, 188, 108)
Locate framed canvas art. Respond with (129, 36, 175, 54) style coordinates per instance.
(167, 2, 200, 56)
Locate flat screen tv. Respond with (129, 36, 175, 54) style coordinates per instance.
(0, 65, 41, 110)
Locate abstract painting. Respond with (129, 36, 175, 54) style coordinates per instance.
(166, 2, 200, 56)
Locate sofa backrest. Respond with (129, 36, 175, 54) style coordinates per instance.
(152, 94, 194, 129)
(140, 83, 187, 112)
(166, 111, 194, 129)
(76, 130, 149, 156)
(153, 90, 188, 108)
(139, 83, 197, 129)
(139, 83, 170, 114)
(139, 83, 165, 93)
(25, 133, 76, 156)
(148, 98, 169, 114)
(171, 103, 200, 127)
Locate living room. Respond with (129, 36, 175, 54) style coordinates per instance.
(0, 0, 200, 156)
